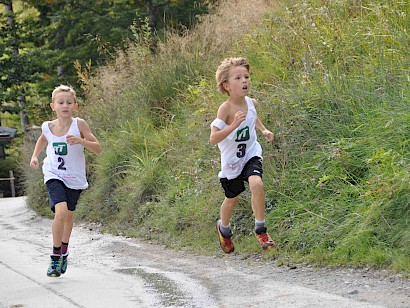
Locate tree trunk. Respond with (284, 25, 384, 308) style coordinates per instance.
(146, 0, 157, 31)
(18, 93, 29, 132)
(5, 1, 17, 55)
(51, 15, 66, 78)
(145, 0, 159, 53)
(0, 145, 5, 160)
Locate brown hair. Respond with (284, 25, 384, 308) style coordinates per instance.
(215, 57, 250, 95)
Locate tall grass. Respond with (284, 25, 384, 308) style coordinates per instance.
(239, 0, 409, 270)
(24, 0, 409, 272)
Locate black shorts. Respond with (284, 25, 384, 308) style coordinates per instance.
(220, 156, 263, 199)
(46, 179, 83, 212)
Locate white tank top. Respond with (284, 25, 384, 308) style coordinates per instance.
(210, 96, 262, 179)
(42, 117, 88, 189)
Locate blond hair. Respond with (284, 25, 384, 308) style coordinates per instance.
(51, 85, 77, 103)
(215, 57, 250, 95)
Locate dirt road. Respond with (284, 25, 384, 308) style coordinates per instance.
(0, 197, 408, 307)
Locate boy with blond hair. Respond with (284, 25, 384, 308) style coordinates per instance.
(30, 85, 102, 276)
(210, 58, 275, 253)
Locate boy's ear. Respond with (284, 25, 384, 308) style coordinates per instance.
(74, 102, 79, 111)
(223, 82, 230, 93)
(50, 102, 55, 110)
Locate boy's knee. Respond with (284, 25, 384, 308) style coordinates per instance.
(224, 197, 239, 208)
(249, 176, 264, 192)
(54, 213, 67, 223)
(54, 202, 68, 220)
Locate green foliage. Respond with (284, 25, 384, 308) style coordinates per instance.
(0, 1, 40, 115)
(1, 0, 214, 127)
(18, 131, 51, 216)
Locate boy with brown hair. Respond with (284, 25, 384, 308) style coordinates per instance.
(210, 57, 275, 253)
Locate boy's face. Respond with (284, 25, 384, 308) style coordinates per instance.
(50, 91, 78, 118)
(224, 66, 250, 97)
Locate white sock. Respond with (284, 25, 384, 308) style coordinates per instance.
(255, 219, 265, 230)
(219, 221, 232, 237)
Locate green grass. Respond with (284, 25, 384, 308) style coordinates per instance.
(24, 0, 410, 273)
(240, 0, 410, 271)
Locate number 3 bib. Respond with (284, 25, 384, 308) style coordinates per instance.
(210, 96, 262, 180)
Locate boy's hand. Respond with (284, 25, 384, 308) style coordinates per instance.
(232, 111, 246, 128)
(66, 134, 82, 145)
(262, 129, 274, 142)
(30, 157, 39, 169)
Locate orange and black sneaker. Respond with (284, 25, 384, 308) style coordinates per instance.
(216, 220, 234, 254)
(255, 227, 276, 250)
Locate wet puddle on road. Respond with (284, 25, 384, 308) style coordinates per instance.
(116, 267, 191, 307)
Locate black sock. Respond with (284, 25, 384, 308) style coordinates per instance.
(53, 246, 61, 256)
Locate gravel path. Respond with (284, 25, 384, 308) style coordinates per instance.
(1, 197, 409, 307)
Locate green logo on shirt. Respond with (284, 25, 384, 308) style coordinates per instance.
(235, 126, 250, 142)
(53, 142, 68, 155)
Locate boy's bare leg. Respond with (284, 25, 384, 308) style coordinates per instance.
(52, 202, 68, 248)
(220, 196, 239, 226)
(62, 211, 74, 244)
(248, 175, 265, 221)
(249, 175, 275, 249)
(60, 210, 73, 273)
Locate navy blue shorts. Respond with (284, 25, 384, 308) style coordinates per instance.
(220, 156, 263, 199)
(46, 179, 83, 212)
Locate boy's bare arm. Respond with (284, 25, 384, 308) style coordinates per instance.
(256, 117, 274, 142)
(210, 105, 246, 145)
(252, 99, 274, 142)
(66, 119, 102, 154)
(30, 133, 48, 169)
(210, 126, 234, 146)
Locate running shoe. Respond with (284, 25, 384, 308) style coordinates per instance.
(60, 251, 69, 274)
(255, 227, 276, 250)
(216, 220, 234, 254)
(47, 255, 62, 277)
